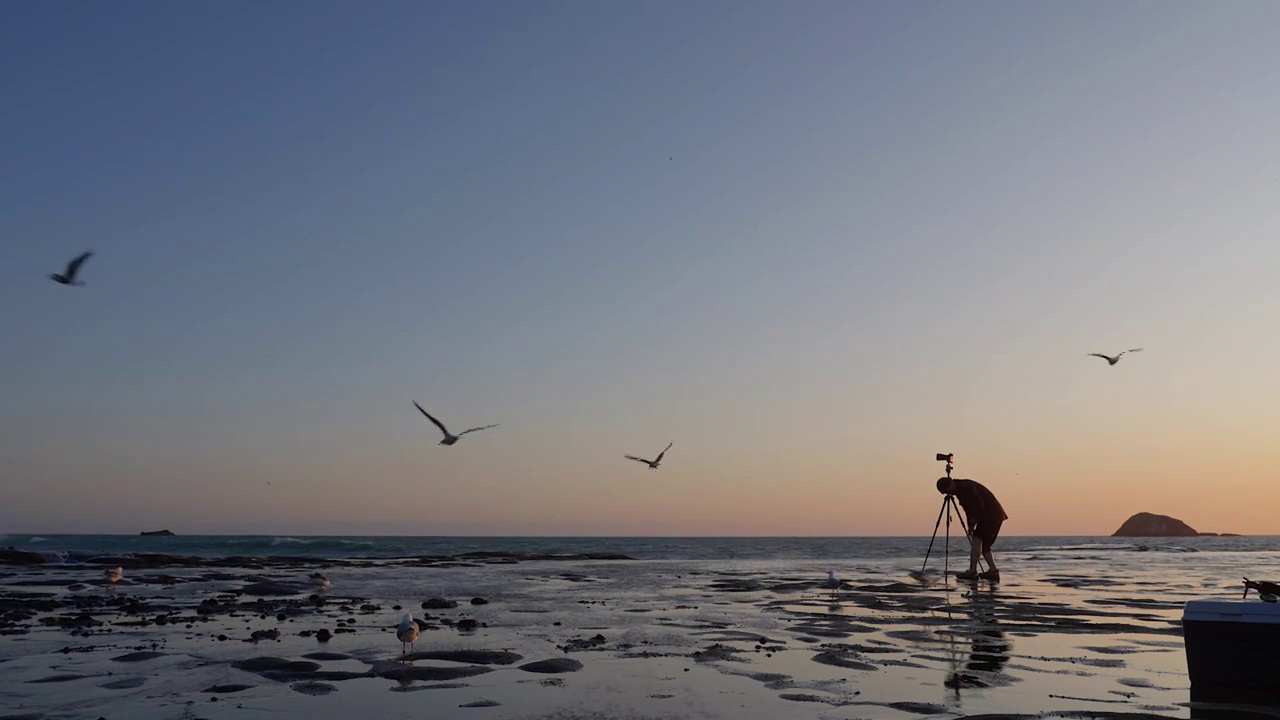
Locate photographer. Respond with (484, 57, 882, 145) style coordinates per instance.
(936, 477, 1007, 582)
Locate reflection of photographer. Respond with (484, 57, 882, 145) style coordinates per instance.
(945, 610, 1011, 690)
(936, 476, 1008, 582)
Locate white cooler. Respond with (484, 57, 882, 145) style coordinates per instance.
(1183, 598, 1280, 705)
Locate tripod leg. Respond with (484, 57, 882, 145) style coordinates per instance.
(920, 497, 949, 576)
(944, 499, 951, 581)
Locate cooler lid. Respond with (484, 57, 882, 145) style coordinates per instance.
(1184, 598, 1280, 623)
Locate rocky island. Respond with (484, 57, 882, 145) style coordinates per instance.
(140, 529, 176, 536)
(1112, 512, 1236, 537)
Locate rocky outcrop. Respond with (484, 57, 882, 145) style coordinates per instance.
(140, 529, 175, 536)
(1112, 513, 1198, 537)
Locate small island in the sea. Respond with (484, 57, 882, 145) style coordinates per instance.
(1112, 512, 1238, 537)
(140, 529, 176, 537)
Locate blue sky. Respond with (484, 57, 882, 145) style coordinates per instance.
(3, 2, 1279, 535)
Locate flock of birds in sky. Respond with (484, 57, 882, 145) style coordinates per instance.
(54, 234, 1155, 650)
(49, 249, 1146, 473)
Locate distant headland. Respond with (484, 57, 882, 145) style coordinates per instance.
(140, 529, 176, 537)
(1112, 512, 1239, 537)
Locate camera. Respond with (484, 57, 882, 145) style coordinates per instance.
(936, 453, 952, 463)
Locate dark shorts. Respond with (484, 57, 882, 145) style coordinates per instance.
(971, 518, 1003, 547)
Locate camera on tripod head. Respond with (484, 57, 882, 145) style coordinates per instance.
(936, 452, 955, 486)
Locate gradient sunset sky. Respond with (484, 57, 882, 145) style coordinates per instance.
(3, 2, 1279, 536)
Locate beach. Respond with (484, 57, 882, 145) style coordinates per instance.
(2, 537, 1278, 720)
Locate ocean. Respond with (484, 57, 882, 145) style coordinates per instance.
(3, 533, 1276, 562)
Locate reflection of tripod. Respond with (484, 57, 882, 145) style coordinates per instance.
(921, 458, 986, 580)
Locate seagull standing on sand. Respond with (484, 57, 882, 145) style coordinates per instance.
(625, 442, 673, 469)
(1088, 348, 1143, 366)
(823, 570, 840, 597)
(397, 613, 420, 655)
(50, 251, 93, 286)
(412, 402, 498, 446)
(105, 566, 123, 584)
(311, 573, 330, 590)
(908, 569, 937, 588)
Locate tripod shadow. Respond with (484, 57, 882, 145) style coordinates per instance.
(944, 594, 1011, 693)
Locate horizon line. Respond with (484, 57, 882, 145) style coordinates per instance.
(5, 533, 1264, 539)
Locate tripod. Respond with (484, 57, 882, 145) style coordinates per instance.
(920, 459, 986, 581)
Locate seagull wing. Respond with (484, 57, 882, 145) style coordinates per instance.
(65, 251, 92, 279)
(457, 424, 498, 436)
(1087, 353, 1113, 362)
(624, 455, 651, 464)
(1125, 348, 1144, 353)
(413, 402, 451, 437)
(654, 442, 673, 463)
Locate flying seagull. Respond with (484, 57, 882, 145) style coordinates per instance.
(50, 251, 93, 286)
(1088, 348, 1143, 366)
(105, 566, 123, 584)
(396, 613, 420, 655)
(412, 402, 498, 446)
(624, 442, 672, 469)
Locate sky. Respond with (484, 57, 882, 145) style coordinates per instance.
(2, 1, 1279, 536)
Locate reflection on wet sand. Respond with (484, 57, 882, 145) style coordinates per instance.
(3, 548, 1280, 720)
(945, 593, 1012, 691)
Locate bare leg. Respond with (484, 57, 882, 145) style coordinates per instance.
(982, 548, 997, 572)
(968, 536, 984, 574)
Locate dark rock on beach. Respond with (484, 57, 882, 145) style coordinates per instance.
(26, 674, 89, 684)
(100, 677, 148, 689)
(401, 650, 522, 665)
(422, 598, 459, 609)
(812, 650, 878, 671)
(691, 644, 747, 663)
(303, 652, 352, 661)
(888, 701, 949, 714)
(232, 657, 322, 675)
(111, 651, 167, 662)
(232, 657, 371, 684)
(558, 634, 608, 652)
(368, 661, 494, 682)
(518, 658, 584, 673)
(204, 684, 254, 694)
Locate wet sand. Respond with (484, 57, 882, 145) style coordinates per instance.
(1, 548, 1278, 720)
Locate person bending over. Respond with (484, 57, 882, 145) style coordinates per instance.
(936, 477, 1008, 582)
